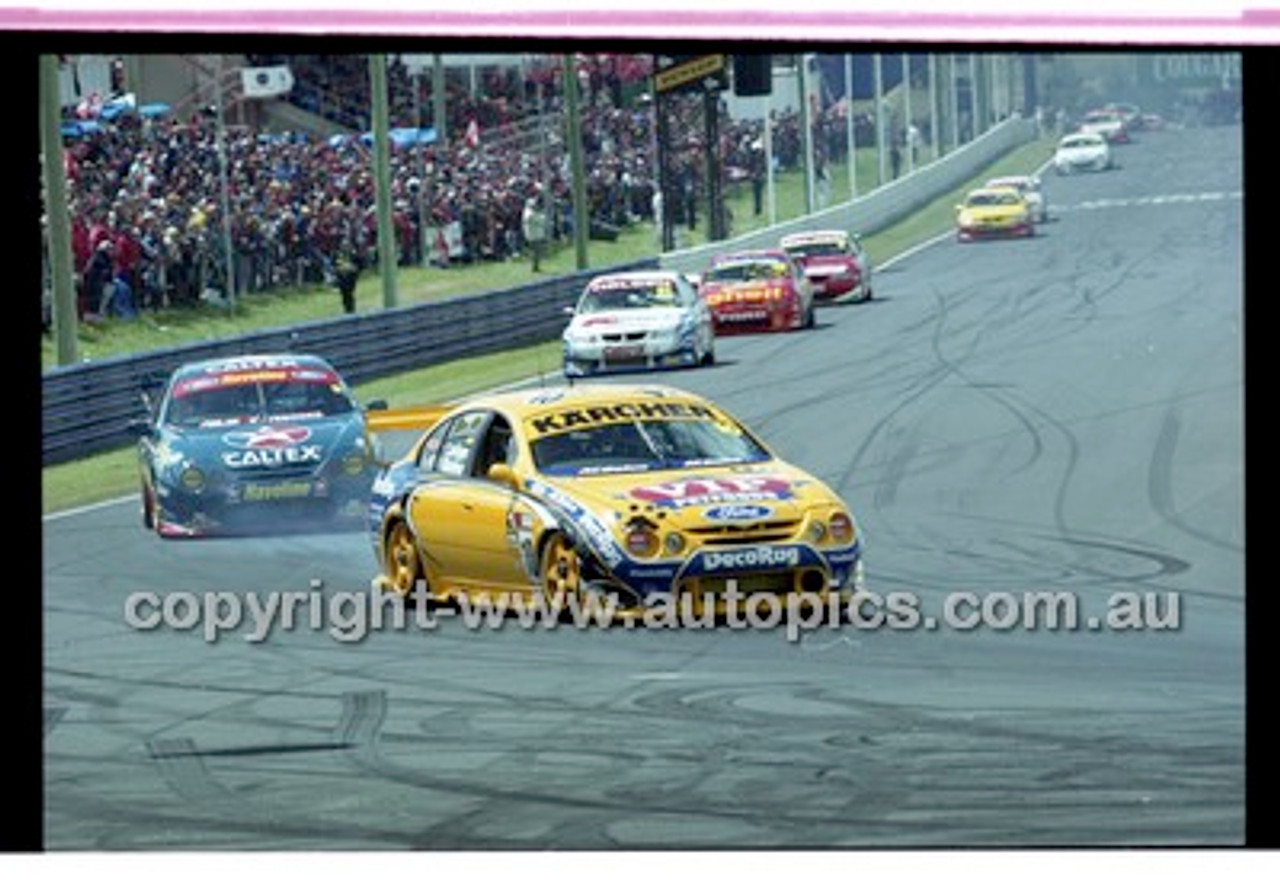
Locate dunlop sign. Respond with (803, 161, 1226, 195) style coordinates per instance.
(655, 54, 727, 93)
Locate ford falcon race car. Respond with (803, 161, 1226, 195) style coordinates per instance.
(984, 175, 1049, 224)
(561, 270, 715, 377)
(779, 230, 873, 303)
(697, 249, 815, 334)
(131, 353, 378, 537)
(1053, 132, 1113, 175)
(954, 186, 1036, 241)
(367, 384, 864, 618)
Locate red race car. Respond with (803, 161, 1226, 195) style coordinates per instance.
(780, 230, 873, 303)
(696, 248, 815, 334)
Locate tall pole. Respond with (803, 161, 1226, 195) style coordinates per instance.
(40, 54, 78, 365)
(369, 52, 398, 309)
(950, 53, 960, 149)
(764, 95, 776, 226)
(903, 53, 914, 175)
(798, 54, 813, 214)
(213, 56, 235, 312)
(432, 54, 446, 143)
(873, 53, 886, 187)
(413, 69, 428, 267)
(845, 53, 857, 202)
(562, 54, 589, 270)
(928, 54, 939, 161)
(704, 84, 724, 241)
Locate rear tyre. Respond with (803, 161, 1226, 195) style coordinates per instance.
(383, 517, 424, 598)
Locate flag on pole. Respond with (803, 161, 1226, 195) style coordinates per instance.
(240, 65, 295, 99)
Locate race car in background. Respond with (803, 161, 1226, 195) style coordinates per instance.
(697, 248, 815, 334)
(561, 270, 715, 377)
(1103, 101, 1144, 131)
(779, 230, 874, 303)
(130, 353, 379, 537)
(984, 175, 1049, 224)
(1078, 109, 1131, 144)
(954, 186, 1036, 241)
(367, 383, 864, 616)
(1053, 132, 1113, 175)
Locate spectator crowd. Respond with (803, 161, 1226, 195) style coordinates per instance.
(48, 53, 871, 325)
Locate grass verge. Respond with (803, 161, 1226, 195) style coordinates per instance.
(42, 137, 1054, 517)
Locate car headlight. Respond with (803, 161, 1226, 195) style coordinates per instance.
(341, 450, 367, 476)
(625, 525, 660, 558)
(179, 465, 206, 493)
(829, 512, 855, 544)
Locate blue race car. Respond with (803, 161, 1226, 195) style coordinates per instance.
(131, 353, 378, 537)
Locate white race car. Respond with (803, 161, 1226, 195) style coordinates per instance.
(562, 270, 716, 377)
(1053, 133, 1112, 175)
(1078, 109, 1130, 144)
(984, 175, 1049, 224)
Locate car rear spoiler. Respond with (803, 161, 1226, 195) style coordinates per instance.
(364, 404, 452, 433)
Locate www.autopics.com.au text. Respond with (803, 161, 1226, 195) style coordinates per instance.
(122, 582, 1183, 645)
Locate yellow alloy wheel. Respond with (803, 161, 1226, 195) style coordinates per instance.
(384, 519, 423, 597)
(539, 532, 582, 615)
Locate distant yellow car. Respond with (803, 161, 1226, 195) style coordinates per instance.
(366, 384, 864, 617)
(955, 186, 1036, 241)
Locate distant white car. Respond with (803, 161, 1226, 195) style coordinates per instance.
(562, 269, 715, 377)
(984, 175, 1049, 224)
(1053, 133, 1112, 175)
(1078, 109, 1130, 144)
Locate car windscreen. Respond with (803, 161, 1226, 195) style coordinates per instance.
(783, 241, 847, 259)
(703, 261, 788, 283)
(966, 192, 1019, 207)
(530, 417, 771, 476)
(165, 378, 357, 427)
(578, 281, 681, 313)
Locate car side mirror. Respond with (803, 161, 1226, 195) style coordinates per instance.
(365, 398, 389, 411)
(127, 418, 153, 437)
(562, 305, 576, 317)
(487, 463, 520, 490)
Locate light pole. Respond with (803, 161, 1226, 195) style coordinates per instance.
(369, 52, 398, 309)
(213, 55, 235, 312)
(40, 54, 78, 365)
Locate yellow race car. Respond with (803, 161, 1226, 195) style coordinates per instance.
(955, 185, 1036, 241)
(366, 384, 864, 618)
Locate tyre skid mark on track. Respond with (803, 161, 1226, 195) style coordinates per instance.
(1148, 407, 1243, 555)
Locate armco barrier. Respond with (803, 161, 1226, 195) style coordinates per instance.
(659, 116, 1039, 275)
(41, 260, 655, 466)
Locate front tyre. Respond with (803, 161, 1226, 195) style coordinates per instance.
(539, 531, 583, 615)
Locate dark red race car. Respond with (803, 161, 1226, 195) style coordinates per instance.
(696, 248, 815, 334)
(780, 230, 873, 303)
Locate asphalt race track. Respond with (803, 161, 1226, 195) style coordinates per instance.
(43, 123, 1245, 850)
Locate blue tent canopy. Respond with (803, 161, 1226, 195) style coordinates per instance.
(138, 102, 172, 119)
(61, 119, 103, 138)
(358, 127, 437, 149)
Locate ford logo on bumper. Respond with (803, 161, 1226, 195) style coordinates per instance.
(703, 504, 773, 522)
